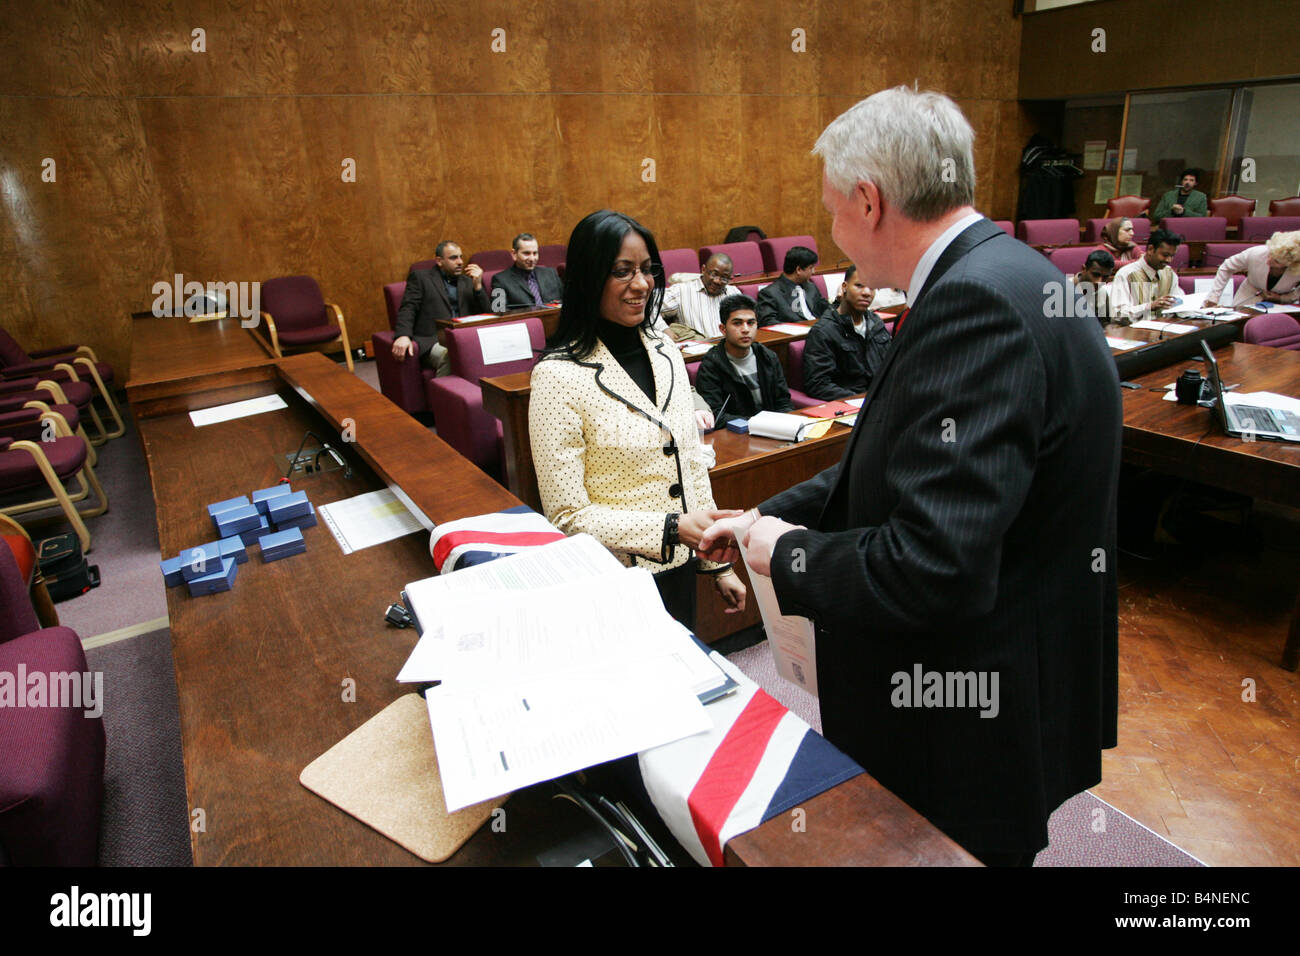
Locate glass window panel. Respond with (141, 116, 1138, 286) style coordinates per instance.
(1121, 89, 1233, 214)
(1234, 83, 1300, 209)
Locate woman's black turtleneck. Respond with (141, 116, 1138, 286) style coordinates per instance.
(597, 319, 656, 405)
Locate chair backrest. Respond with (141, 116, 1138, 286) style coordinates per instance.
(1106, 195, 1151, 218)
(757, 236, 818, 274)
(1239, 216, 1300, 242)
(1210, 195, 1257, 229)
(810, 274, 828, 299)
(1017, 219, 1080, 245)
(383, 282, 405, 329)
(660, 247, 703, 281)
(537, 244, 566, 269)
(1268, 197, 1300, 216)
(1170, 216, 1227, 241)
(992, 220, 1014, 237)
(468, 249, 514, 271)
(1047, 246, 1094, 276)
(1170, 244, 1190, 270)
(0, 327, 30, 368)
(1243, 313, 1300, 350)
(409, 259, 437, 273)
(482, 269, 502, 297)
(736, 283, 763, 301)
(786, 339, 807, 391)
(260, 276, 327, 332)
(686, 359, 700, 386)
(0, 543, 39, 643)
(1203, 242, 1259, 267)
(445, 317, 546, 384)
(698, 241, 764, 277)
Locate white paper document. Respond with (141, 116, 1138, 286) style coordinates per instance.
(476, 323, 533, 365)
(1131, 319, 1198, 334)
(871, 288, 907, 310)
(1106, 336, 1145, 350)
(398, 534, 623, 682)
(764, 323, 813, 337)
(738, 541, 818, 696)
(189, 394, 287, 427)
(1264, 303, 1300, 314)
(427, 668, 709, 812)
(1192, 278, 1234, 306)
(317, 489, 424, 554)
(1224, 390, 1300, 414)
(747, 410, 812, 441)
(821, 272, 846, 303)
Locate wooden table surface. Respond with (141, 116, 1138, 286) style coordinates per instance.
(126, 315, 279, 418)
(137, 351, 969, 866)
(1121, 341, 1300, 669)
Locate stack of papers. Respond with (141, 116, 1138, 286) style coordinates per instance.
(764, 323, 813, 336)
(400, 535, 722, 811)
(747, 410, 814, 441)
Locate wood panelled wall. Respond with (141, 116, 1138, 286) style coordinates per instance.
(0, 0, 1029, 374)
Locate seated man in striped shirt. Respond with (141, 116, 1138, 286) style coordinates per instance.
(657, 253, 741, 337)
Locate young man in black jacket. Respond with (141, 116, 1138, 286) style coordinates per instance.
(802, 265, 892, 400)
(694, 294, 792, 427)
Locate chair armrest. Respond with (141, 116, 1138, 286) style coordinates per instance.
(262, 312, 279, 355)
(1, 359, 61, 376)
(27, 344, 93, 361)
(427, 376, 498, 469)
(0, 408, 50, 442)
(372, 332, 429, 414)
(0, 436, 11, 451)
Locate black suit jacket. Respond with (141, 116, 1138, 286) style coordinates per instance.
(693, 341, 792, 426)
(761, 218, 1121, 855)
(393, 269, 490, 357)
(756, 275, 832, 327)
(802, 307, 892, 400)
(490, 265, 563, 311)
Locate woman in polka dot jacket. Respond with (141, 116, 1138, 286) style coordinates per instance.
(529, 210, 747, 629)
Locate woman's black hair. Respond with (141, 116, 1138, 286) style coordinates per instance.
(544, 209, 666, 359)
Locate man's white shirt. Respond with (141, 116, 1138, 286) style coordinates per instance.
(656, 276, 741, 337)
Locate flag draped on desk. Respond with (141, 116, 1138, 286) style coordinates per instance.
(428, 505, 566, 572)
(638, 652, 862, 867)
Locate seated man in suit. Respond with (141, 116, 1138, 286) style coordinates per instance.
(1109, 228, 1182, 324)
(490, 233, 564, 312)
(1068, 249, 1115, 325)
(802, 265, 891, 400)
(658, 253, 741, 337)
(756, 246, 832, 327)
(1152, 169, 1208, 222)
(392, 241, 488, 375)
(694, 294, 792, 427)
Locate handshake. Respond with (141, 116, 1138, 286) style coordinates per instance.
(685, 508, 804, 577)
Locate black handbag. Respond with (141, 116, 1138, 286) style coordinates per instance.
(37, 533, 101, 602)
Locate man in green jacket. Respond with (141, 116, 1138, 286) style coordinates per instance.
(1152, 169, 1208, 222)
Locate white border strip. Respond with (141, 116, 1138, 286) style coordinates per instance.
(1087, 790, 1208, 866)
(82, 616, 170, 650)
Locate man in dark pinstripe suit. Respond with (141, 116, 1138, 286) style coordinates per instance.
(702, 88, 1121, 865)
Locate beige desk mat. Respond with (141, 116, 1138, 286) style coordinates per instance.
(300, 692, 505, 863)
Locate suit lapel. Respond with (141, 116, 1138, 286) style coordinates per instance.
(586, 334, 675, 435)
(429, 271, 453, 312)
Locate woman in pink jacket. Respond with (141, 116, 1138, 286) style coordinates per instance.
(1208, 230, 1300, 307)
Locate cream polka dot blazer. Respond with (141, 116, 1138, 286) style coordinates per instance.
(529, 328, 726, 573)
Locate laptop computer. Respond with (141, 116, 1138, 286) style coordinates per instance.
(1199, 341, 1300, 442)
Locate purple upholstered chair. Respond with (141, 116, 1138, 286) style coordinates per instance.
(660, 247, 704, 281)
(372, 331, 434, 417)
(259, 276, 354, 371)
(383, 281, 406, 330)
(1268, 197, 1300, 217)
(0, 327, 123, 442)
(758, 236, 818, 275)
(1169, 244, 1190, 271)
(537, 244, 566, 269)
(992, 220, 1014, 237)
(427, 317, 545, 473)
(1239, 217, 1300, 242)
(736, 283, 764, 302)
(1048, 246, 1094, 276)
(1017, 219, 1081, 246)
(1171, 217, 1227, 242)
(1203, 243, 1258, 267)
(698, 241, 765, 278)
(0, 420, 108, 553)
(467, 249, 514, 271)
(784, 338, 819, 408)
(1244, 313, 1300, 350)
(0, 543, 105, 865)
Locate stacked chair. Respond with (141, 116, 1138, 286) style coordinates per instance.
(0, 328, 124, 442)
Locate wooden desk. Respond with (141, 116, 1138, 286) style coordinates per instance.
(135, 350, 970, 865)
(1121, 341, 1300, 669)
(126, 315, 278, 418)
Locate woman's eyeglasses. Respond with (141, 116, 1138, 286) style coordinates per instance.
(609, 263, 664, 282)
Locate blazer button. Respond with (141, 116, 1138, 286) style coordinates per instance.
(668, 483, 682, 498)
(663, 441, 676, 456)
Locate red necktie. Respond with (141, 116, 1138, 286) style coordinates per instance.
(891, 307, 910, 334)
